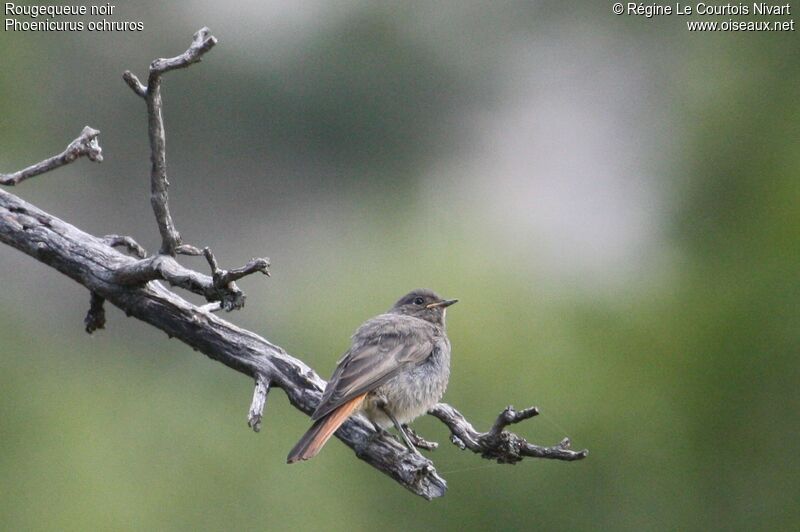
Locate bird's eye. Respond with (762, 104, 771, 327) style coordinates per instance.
(413, 297, 425, 305)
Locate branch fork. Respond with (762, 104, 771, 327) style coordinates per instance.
(118, 27, 269, 310)
(112, 252, 269, 312)
(122, 27, 217, 256)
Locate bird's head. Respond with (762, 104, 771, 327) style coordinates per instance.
(389, 288, 458, 326)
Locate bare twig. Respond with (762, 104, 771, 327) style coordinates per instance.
(175, 244, 203, 256)
(84, 292, 106, 334)
(112, 255, 248, 311)
(203, 247, 271, 285)
(122, 71, 146, 98)
(149, 27, 218, 76)
(123, 27, 217, 256)
(248, 375, 270, 432)
(0, 126, 102, 186)
(429, 404, 588, 463)
(111, 248, 269, 311)
(104, 234, 147, 258)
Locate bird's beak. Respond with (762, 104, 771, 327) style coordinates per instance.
(427, 299, 458, 309)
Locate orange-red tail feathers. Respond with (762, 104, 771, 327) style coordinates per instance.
(287, 394, 366, 464)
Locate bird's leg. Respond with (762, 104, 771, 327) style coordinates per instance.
(375, 398, 421, 456)
(357, 409, 390, 446)
(402, 425, 439, 451)
(371, 420, 390, 436)
(367, 418, 393, 446)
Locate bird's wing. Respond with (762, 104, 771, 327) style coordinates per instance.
(311, 315, 435, 421)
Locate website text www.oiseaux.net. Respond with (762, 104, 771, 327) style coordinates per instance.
(687, 18, 794, 30)
(616, 3, 796, 32)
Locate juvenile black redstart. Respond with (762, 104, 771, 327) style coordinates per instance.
(287, 288, 457, 463)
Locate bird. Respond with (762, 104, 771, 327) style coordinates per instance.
(287, 288, 457, 463)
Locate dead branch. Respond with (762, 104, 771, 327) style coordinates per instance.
(0, 126, 102, 186)
(248, 375, 271, 432)
(104, 234, 147, 259)
(118, 27, 268, 310)
(122, 27, 217, 256)
(0, 27, 586, 501)
(84, 292, 106, 334)
(429, 404, 588, 463)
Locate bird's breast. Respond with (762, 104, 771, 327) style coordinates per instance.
(363, 340, 451, 427)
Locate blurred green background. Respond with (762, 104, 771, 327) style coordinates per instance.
(1, 1, 798, 530)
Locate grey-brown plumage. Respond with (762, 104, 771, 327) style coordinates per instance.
(287, 289, 457, 463)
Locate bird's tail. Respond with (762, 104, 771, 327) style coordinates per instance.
(287, 394, 366, 464)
